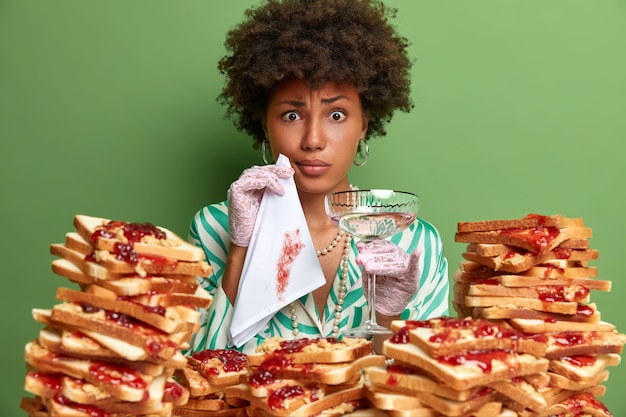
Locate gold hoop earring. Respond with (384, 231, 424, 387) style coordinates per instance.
(261, 140, 273, 165)
(353, 140, 369, 167)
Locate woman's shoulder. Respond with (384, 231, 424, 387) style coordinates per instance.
(416, 216, 442, 239)
(189, 200, 229, 247)
(192, 201, 228, 225)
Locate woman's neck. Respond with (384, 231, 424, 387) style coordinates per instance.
(298, 180, 352, 233)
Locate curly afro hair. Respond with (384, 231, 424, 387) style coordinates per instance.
(217, 0, 414, 149)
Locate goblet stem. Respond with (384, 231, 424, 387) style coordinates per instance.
(366, 272, 378, 328)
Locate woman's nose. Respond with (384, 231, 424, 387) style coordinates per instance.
(301, 120, 325, 150)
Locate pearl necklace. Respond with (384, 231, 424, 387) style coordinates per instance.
(289, 232, 351, 339)
(316, 230, 344, 256)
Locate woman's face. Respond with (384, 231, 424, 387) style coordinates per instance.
(264, 78, 368, 195)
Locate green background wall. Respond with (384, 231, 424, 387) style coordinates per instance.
(1, 0, 624, 415)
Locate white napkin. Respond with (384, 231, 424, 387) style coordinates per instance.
(229, 154, 326, 347)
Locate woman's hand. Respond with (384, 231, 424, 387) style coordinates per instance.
(227, 164, 294, 247)
(356, 240, 421, 316)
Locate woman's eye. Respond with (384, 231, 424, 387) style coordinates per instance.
(282, 111, 301, 121)
(329, 111, 346, 122)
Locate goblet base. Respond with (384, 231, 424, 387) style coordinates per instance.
(348, 321, 392, 338)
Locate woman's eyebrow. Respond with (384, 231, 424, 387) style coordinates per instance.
(277, 95, 349, 107)
(321, 95, 348, 104)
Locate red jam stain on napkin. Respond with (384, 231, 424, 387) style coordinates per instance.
(276, 229, 305, 302)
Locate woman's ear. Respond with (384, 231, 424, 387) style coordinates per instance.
(360, 118, 369, 140)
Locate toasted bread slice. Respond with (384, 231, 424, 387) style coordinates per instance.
(463, 295, 579, 315)
(187, 349, 249, 386)
(549, 369, 609, 390)
(25, 340, 154, 402)
(56, 287, 194, 334)
(508, 318, 616, 334)
(463, 246, 598, 274)
(248, 337, 372, 366)
(52, 258, 200, 296)
(60, 373, 170, 412)
(467, 240, 589, 257)
(233, 382, 364, 417)
(42, 395, 174, 417)
(37, 326, 173, 375)
(548, 353, 621, 381)
(63, 232, 212, 277)
(175, 366, 233, 398)
(365, 365, 483, 402)
(457, 214, 585, 233)
(398, 318, 547, 358)
(362, 384, 425, 411)
(488, 377, 547, 412)
(74, 214, 206, 262)
(472, 303, 600, 323)
(365, 381, 497, 417)
(382, 340, 549, 391)
(389, 318, 546, 357)
(172, 406, 247, 417)
(457, 282, 593, 303)
(48, 302, 186, 362)
(454, 264, 602, 285)
(250, 354, 384, 386)
(455, 226, 592, 255)
(544, 331, 626, 359)
(532, 392, 611, 417)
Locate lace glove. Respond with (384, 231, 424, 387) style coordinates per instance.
(227, 164, 294, 247)
(356, 240, 421, 316)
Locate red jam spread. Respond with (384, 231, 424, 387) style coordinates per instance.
(537, 285, 589, 303)
(392, 317, 527, 349)
(276, 230, 305, 300)
(562, 392, 610, 416)
(563, 355, 597, 367)
(54, 394, 112, 417)
(164, 380, 185, 400)
(77, 302, 175, 356)
(249, 370, 276, 387)
(273, 337, 339, 354)
(30, 372, 62, 392)
(438, 349, 510, 373)
(499, 224, 560, 254)
(89, 220, 175, 267)
(91, 220, 166, 243)
(553, 246, 573, 259)
(88, 361, 147, 390)
(267, 385, 307, 410)
(552, 332, 586, 346)
(116, 296, 166, 316)
(577, 304, 594, 317)
(259, 355, 294, 371)
(385, 364, 420, 385)
(192, 349, 248, 374)
(389, 327, 411, 344)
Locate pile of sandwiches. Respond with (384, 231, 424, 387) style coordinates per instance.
(367, 317, 552, 416)
(21, 214, 213, 417)
(448, 213, 626, 416)
(227, 336, 386, 416)
(174, 337, 387, 417)
(173, 348, 249, 416)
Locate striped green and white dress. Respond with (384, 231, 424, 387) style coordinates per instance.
(186, 200, 449, 354)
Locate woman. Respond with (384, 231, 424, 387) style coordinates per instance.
(188, 0, 449, 354)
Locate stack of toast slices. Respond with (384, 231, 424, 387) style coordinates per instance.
(172, 349, 250, 417)
(365, 317, 549, 416)
(225, 337, 386, 416)
(450, 213, 625, 416)
(21, 214, 213, 417)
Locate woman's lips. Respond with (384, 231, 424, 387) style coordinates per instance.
(297, 160, 330, 176)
